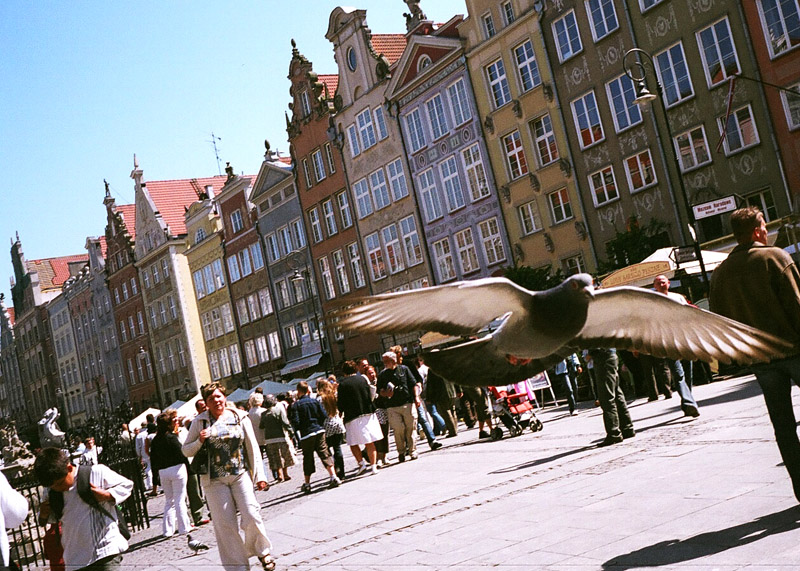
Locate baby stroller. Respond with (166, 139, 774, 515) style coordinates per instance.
(488, 380, 544, 440)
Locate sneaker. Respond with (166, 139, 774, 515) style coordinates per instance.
(370, 464, 379, 475)
(355, 462, 367, 476)
(478, 430, 490, 439)
(329, 475, 341, 488)
(398, 453, 406, 463)
(301, 483, 312, 494)
(430, 441, 443, 451)
(409, 451, 418, 460)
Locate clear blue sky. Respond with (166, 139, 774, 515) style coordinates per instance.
(0, 1, 465, 301)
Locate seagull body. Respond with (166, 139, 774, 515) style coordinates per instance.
(337, 274, 791, 386)
(187, 534, 209, 554)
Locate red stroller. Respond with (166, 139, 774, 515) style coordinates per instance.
(488, 380, 544, 440)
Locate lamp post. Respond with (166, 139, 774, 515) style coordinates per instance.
(289, 265, 329, 375)
(623, 48, 710, 297)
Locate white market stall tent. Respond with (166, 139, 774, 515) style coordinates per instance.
(600, 247, 729, 289)
(129, 407, 160, 430)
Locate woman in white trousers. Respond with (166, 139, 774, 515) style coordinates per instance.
(149, 409, 192, 537)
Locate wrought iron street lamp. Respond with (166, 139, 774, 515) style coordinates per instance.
(289, 266, 329, 375)
(623, 48, 710, 296)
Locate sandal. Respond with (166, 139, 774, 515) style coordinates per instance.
(260, 554, 276, 570)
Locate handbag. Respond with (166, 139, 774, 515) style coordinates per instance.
(189, 420, 209, 475)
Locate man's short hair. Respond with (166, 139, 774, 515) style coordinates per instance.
(248, 392, 264, 408)
(146, 414, 154, 423)
(730, 206, 763, 245)
(341, 360, 357, 375)
(34, 448, 70, 487)
(201, 382, 226, 401)
(382, 351, 397, 362)
(296, 381, 309, 395)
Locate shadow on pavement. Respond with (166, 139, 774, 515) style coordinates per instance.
(126, 535, 173, 553)
(489, 444, 596, 474)
(601, 505, 800, 569)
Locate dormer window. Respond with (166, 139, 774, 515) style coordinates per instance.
(347, 47, 358, 72)
(417, 55, 432, 73)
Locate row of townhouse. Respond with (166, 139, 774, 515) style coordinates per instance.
(3, 0, 798, 429)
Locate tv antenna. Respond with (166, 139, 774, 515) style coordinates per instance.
(208, 132, 223, 175)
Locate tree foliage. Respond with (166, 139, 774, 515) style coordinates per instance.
(504, 264, 565, 292)
(599, 216, 671, 273)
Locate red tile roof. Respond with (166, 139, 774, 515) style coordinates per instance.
(371, 34, 407, 64)
(318, 74, 339, 97)
(277, 156, 292, 166)
(144, 176, 227, 236)
(117, 204, 137, 240)
(98, 236, 108, 259)
(28, 254, 89, 291)
(7, 308, 14, 326)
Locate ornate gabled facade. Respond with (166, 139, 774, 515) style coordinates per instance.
(251, 146, 326, 378)
(131, 159, 216, 405)
(386, 14, 513, 285)
(460, 0, 596, 275)
(286, 38, 379, 367)
(0, 299, 25, 425)
(46, 289, 85, 427)
(10, 237, 86, 425)
(326, 7, 433, 353)
(104, 186, 158, 413)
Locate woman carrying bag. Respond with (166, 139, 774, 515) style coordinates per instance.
(182, 383, 275, 571)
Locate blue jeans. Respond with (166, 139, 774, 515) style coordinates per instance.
(668, 359, 699, 411)
(556, 373, 576, 413)
(416, 404, 436, 445)
(753, 356, 800, 497)
(426, 402, 446, 435)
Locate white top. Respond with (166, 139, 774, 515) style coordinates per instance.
(0, 471, 28, 567)
(60, 464, 133, 569)
(248, 406, 267, 446)
(134, 431, 148, 459)
(80, 446, 102, 466)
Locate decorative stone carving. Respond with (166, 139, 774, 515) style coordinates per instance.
(575, 220, 588, 241)
(484, 115, 494, 134)
(559, 158, 572, 177)
(499, 184, 511, 204)
(544, 233, 555, 252)
(512, 99, 522, 118)
(529, 173, 540, 192)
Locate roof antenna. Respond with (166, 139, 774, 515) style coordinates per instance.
(208, 132, 223, 175)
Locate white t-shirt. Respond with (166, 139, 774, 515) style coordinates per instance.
(0, 471, 28, 567)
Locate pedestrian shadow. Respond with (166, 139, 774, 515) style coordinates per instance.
(601, 505, 800, 569)
(126, 534, 173, 553)
(489, 444, 596, 474)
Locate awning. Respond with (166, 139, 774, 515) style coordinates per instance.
(164, 399, 185, 411)
(129, 407, 160, 430)
(227, 388, 252, 404)
(279, 353, 323, 376)
(600, 247, 728, 288)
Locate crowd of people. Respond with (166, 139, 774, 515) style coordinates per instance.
(5, 206, 797, 571)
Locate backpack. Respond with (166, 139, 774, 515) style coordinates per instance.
(49, 464, 131, 540)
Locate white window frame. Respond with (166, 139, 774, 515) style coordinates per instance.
(399, 216, 423, 267)
(447, 78, 472, 126)
(365, 232, 386, 281)
(606, 74, 642, 133)
(674, 125, 712, 172)
(369, 168, 391, 211)
(227, 255, 241, 282)
(624, 149, 658, 193)
(502, 1, 515, 25)
(382, 224, 405, 274)
(405, 108, 427, 153)
(483, 12, 496, 38)
(318, 256, 335, 300)
(531, 114, 559, 166)
(311, 149, 326, 182)
(302, 158, 313, 188)
(585, 0, 619, 42)
(325, 142, 336, 173)
(697, 17, 741, 88)
(426, 94, 449, 141)
(571, 91, 605, 149)
(478, 218, 506, 265)
(757, 0, 800, 59)
(589, 165, 620, 206)
(374, 106, 389, 140)
(353, 178, 373, 219)
(322, 199, 338, 236)
(655, 42, 694, 108)
(780, 82, 800, 130)
(258, 289, 273, 316)
(515, 40, 542, 93)
(417, 168, 443, 222)
(230, 210, 244, 233)
(387, 158, 409, 201)
(291, 219, 307, 249)
(332, 249, 350, 294)
(548, 188, 574, 224)
(486, 58, 512, 109)
(337, 191, 353, 228)
(503, 130, 529, 179)
(462, 143, 490, 201)
(717, 104, 760, 155)
(433, 238, 456, 282)
(347, 243, 367, 289)
(357, 108, 377, 150)
(519, 200, 543, 235)
(552, 10, 583, 62)
(308, 207, 323, 243)
(454, 228, 480, 275)
(347, 124, 361, 157)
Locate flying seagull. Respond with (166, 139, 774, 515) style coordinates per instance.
(187, 534, 209, 554)
(337, 274, 792, 387)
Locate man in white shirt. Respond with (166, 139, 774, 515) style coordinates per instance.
(0, 471, 28, 569)
(134, 423, 152, 491)
(80, 436, 102, 466)
(35, 448, 133, 570)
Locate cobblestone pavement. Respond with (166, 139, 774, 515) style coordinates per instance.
(33, 374, 800, 569)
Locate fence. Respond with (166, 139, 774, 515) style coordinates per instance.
(7, 454, 149, 570)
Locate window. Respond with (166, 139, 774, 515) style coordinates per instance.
(244, 340, 257, 368)
(387, 158, 409, 201)
(674, 126, 712, 171)
(148, 306, 158, 329)
(302, 159, 313, 188)
(718, 105, 760, 154)
(514, 40, 541, 93)
(745, 189, 779, 221)
(353, 178, 373, 219)
(483, 12, 496, 38)
(239, 249, 252, 277)
(325, 143, 336, 173)
(247, 293, 261, 321)
(201, 312, 214, 341)
(503, 131, 529, 179)
(553, 11, 583, 61)
(347, 243, 367, 289)
(365, 233, 386, 281)
(527, 122, 557, 176)
(299, 90, 312, 117)
(332, 250, 350, 294)
(382, 224, 405, 274)
(519, 200, 543, 235)
(758, 0, 800, 58)
(478, 218, 506, 265)
(374, 106, 389, 140)
(405, 109, 427, 153)
(311, 149, 326, 182)
(142, 269, 150, 289)
(193, 270, 206, 299)
(337, 191, 353, 228)
(589, 166, 620, 206)
(697, 17, 740, 87)
(655, 43, 694, 107)
(348, 124, 361, 157)
(448, 79, 472, 126)
(781, 82, 800, 129)
(202, 265, 215, 295)
(231, 210, 244, 233)
(119, 321, 127, 343)
(194, 228, 206, 244)
(122, 283, 129, 300)
(258, 289, 273, 316)
(639, 0, 664, 10)
(308, 207, 323, 243)
(322, 199, 338, 236)
(586, 0, 618, 41)
(462, 144, 490, 201)
(502, 1, 515, 25)
(433, 238, 456, 282)
(137, 311, 145, 335)
(237, 298, 250, 325)
(291, 219, 306, 249)
(623, 149, 657, 193)
(572, 91, 604, 148)
(486, 59, 511, 108)
(548, 188, 573, 223)
(161, 258, 170, 278)
(130, 278, 138, 295)
(455, 228, 479, 274)
(265, 233, 280, 262)
(255, 336, 270, 363)
(369, 169, 391, 210)
(399, 216, 422, 267)
(250, 243, 264, 270)
(357, 108, 377, 150)
(158, 300, 167, 325)
(227, 255, 241, 282)
(347, 47, 357, 71)
(209, 352, 220, 380)
(439, 157, 466, 212)
(276, 279, 290, 309)
(218, 348, 231, 378)
(606, 74, 642, 132)
(563, 255, 586, 276)
(268, 331, 281, 359)
(418, 168, 443, 222)
(426, 94, 449, 140)
(315, 258, 333, 301)
(168, 295, 177, 320)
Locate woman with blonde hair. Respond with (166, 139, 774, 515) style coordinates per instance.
(183, 383, 275, 570)
(316, 378, 346, 481)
